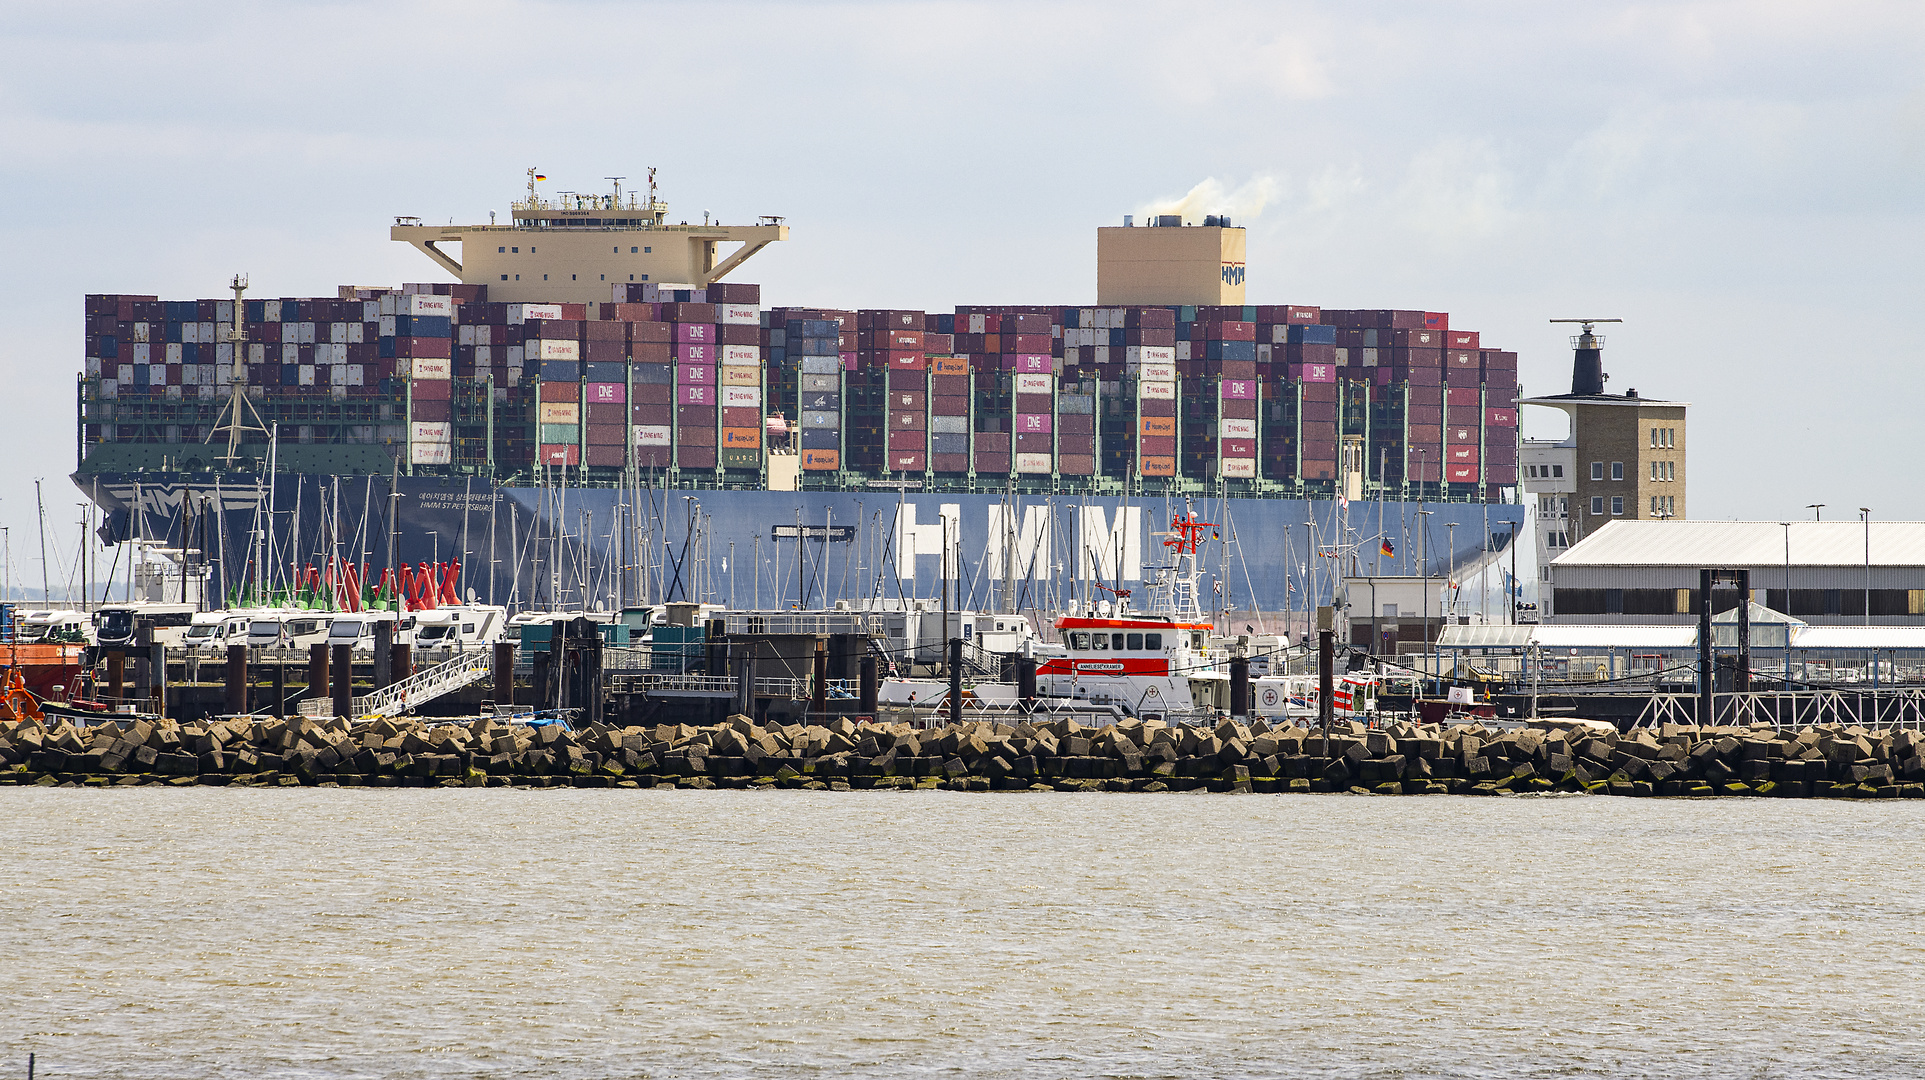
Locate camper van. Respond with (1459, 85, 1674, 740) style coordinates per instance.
(182, 611, 256, 654)
(94, 604, 198, 650)
(244, 611, 335, 650)
(324, 611, 413, 656)
(410, 605, 508, 654)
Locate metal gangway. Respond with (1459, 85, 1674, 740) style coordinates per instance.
(1629, 688, 1925, 731)
(351, 650, 497, 720)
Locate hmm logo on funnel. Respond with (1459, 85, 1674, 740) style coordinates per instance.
(1221, 263, 1246, 286)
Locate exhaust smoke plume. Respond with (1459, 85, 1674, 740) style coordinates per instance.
(1136, 176, 1280, 226)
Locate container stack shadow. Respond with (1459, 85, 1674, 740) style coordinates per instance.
(2, 714, 1922, 797)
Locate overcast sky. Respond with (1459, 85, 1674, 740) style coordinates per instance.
(2, 0, 1921, 592)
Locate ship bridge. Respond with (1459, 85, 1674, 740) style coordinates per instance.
(392, 172, 786, 305)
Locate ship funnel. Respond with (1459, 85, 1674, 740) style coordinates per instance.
(1550, 318, 1622, 395)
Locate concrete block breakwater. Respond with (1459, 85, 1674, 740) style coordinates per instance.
(3, 715, 1924, 797)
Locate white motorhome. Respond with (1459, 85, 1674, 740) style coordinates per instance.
(182, 611, 256, 654)
(245, 611, 335, 650)
(411, 605, 508, 652)
(94, 604, 198, 650)
(324, 611, 413, 655)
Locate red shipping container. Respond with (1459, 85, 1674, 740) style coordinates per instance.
(584, 444, 626, 467)
(1486, 465, 1519, 484)
(1299, 382, 1338, 403)
(1222, 438, 1256, 456)
(1220, 399, 1257, 419)
(411, 378, 453, 401)
(1445, 462, 1478, 482)
(1407, 405, 1443, 426)
(631, 341, 672, 363)
(539, 444, 580, 467)
(1141, 435, 1176, 455)
(931, 374, 969, 395)
(887, 369, 927, 391)
(889, 430, 926, 451)
(1445, 368, 1482, 388)
(661, 303, 717, 323)
(1446, 350, 1479, 369)
(1446, 387, 1481, 408)
(931, 453, 969, 473)
(1447, 424, 1480, 444)
(1285, 306, 1321, 325)
(676, 404, 716, 426)
(585, 402, 626, 425)
(586, 425, 626, 446)
(1058, 413, 1094, 435)
(585, 320, 625, 341)
(1486, 407, 1518, 427)
(721, 406, 758, 427)
(932, 395, 968, 415)
(892, 411, 927, 430)
(538, 320, 581, 339)
(892, 390, 927, 410)
(632, 321, 673, 343)
(889, 451, 927, 472)
(677, 424, 717, 447)
(1408, 385, 1443, 406)
(1483, 367, 1517, 388)
(1486, 441, 1518, 465)
(412, 399, 451, 422)
(1407, 424, 1443, 444)
(1447, 331, 1480, 350)
(1058, 455, 1095, 476)
(1005, 333, 1052, 353)
(1141, 398, 1176, 416)
(633, 383, 671, 405)
(398, 336, 452, 359)
(973, 451, 1010, 472)
(719, 324, 759, 346)
(1014, 431, 1053, 451)
(679, 445, 718, 468)
(1015, 393, 1053, 414)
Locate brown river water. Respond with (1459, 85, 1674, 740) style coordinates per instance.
(3, 788, 1923, 1078)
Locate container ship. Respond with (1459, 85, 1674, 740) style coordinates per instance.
(69, 172, 1525, 622)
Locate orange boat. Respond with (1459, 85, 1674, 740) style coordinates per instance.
(2, 606, 87, 721)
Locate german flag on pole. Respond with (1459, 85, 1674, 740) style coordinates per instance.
(1380, 538, 1395, 558)
(534, 174, 547, 181)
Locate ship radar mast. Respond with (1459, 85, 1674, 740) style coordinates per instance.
(205, 273, 270, 465)
(1146, 503, 1214, 622)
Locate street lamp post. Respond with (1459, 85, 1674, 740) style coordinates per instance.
(1807, 503, 1825, 521)
(1781, 521, 1792, 688)
(1417, 508, 1433, 693)
(1860, 508, 1871, 628)
(1446, 522, 1457, 626)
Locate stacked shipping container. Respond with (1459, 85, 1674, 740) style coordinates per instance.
(81, 287, 1521, 501)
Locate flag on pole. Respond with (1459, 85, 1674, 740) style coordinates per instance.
(1380, 538, 1395, 558)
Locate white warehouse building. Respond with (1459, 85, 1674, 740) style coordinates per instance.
(1545, 520, 1925, 625)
